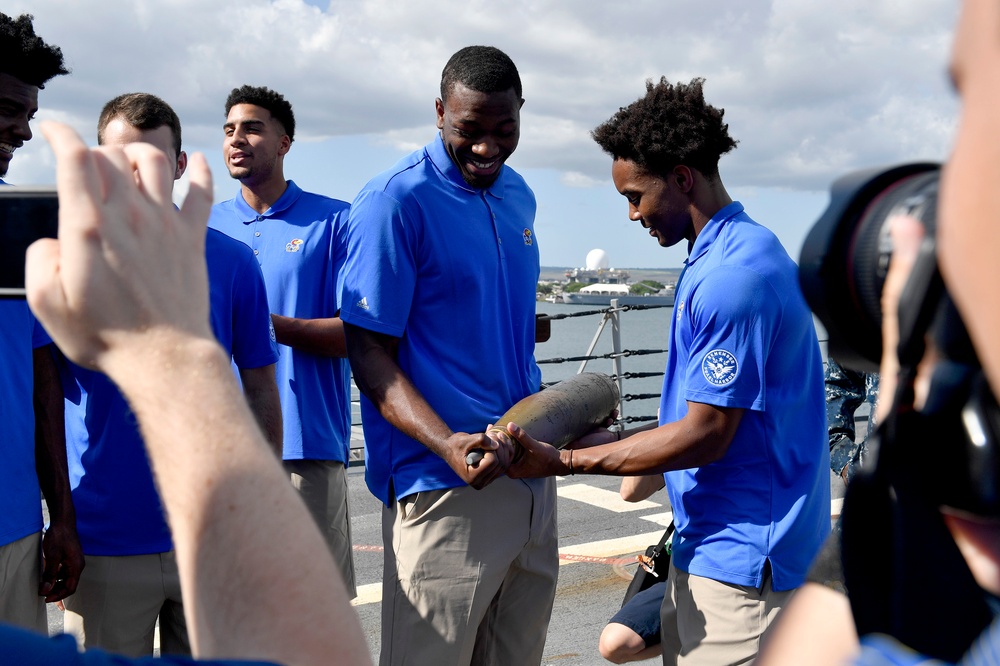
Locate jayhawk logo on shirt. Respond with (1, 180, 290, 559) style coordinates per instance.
(286, 239, 304, 253)
(522, 228, 533, 246)
(702, 349, 738, 385)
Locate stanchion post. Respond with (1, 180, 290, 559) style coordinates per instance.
(609, 299, 625, 423)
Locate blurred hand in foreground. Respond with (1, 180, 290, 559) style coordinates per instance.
(26, 121, 214, 374)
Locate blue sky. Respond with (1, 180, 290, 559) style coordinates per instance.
(10, 0, 959, 269)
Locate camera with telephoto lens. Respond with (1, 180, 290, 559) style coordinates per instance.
(799, 163, 1000, 517)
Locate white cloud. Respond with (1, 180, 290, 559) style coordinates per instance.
(4, 0, 963, 265)
(12, 0, 960, 187)
(560, 171, 603, 189)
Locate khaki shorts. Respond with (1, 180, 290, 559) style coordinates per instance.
(0, 532, 46, 633)
(285, 458, 356, 598)
(63, 551, 188, 656)
(380, 476, 559, 666)
(661, 562, 792, 666)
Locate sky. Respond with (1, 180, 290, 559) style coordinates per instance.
(10, 0, 961, 269)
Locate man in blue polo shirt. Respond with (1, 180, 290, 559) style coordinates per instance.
(58, 93, 281, 657)
(340, 46, 557, 665)
(509, 78, 829, 665)
(0, 12, 84, 633)
(208, 85, 356, 598)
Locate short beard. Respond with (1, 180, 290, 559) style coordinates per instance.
(461, 171, 499, 189)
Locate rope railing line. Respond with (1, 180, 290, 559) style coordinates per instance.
(623, 393, 661, 401)
(619, 303, 673, 312)
(621, 348, 668, 357)
(539, 309, 607, 319)
(538, 348, 667, 365)
(616, 371, 664, 379)
(622, 414, 658, 424)
(539, 302, 673, 321)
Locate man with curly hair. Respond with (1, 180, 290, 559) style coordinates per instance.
(509, 78, 829, 664)
(0, 11, 84, 633)
(208, 85, 356, 599)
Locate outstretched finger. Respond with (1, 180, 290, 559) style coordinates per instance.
(180, 152, 213, 239)
(123, 142, 175, 207)
(39, 122, 103, 241)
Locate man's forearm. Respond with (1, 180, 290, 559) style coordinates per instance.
(345, 323, 510, 488)
(239, 364, 284, 457)
(350, 338, 453, 458)
(570, 403, 744, 477)
(271, 314, 346, 357)
(108, 336, 368, 665)
(32, 345, 74, 522)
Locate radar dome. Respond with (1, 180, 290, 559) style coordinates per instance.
(585, 249, 610, 270)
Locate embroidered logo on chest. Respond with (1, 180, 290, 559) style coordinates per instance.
(285, 239, 304, 253)
(702, 349, 738, 386)
(522, 228, 533, 246)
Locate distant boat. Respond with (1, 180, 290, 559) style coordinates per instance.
(562, 282, 675, 306)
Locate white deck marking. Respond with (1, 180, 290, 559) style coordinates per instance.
(352, 582, 383, 607)
(556, 483, 662, 512)
(639, 511, 674, 526)
(557, 529, 666, 566)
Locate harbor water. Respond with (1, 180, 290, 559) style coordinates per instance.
(535, 301, 673, 425)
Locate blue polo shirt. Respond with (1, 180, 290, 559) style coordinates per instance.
(340, 135, 541, 505)
(0, 302, 51, 547)
(209, 181, 352, 463)
(661, 202, 829, 591)
(62, 230, 278, 556)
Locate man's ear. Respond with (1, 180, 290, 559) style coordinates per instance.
(277, 135, 291, 157)
(673, 165, 695, 194)
(175, 151, 188, 181)
(435, 97, 445, 130)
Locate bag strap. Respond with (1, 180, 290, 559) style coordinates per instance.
(651, 520, 675, 553)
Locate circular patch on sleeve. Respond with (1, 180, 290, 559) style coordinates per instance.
(702, 349, 739, 385)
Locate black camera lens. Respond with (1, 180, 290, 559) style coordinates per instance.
(799, 163, 940, 372)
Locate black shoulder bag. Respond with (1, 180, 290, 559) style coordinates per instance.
(621, 521, 674, 608)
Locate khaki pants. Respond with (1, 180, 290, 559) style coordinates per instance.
(0, 532, 46, 633)
(63, 551, 189, 656)
(284, 458, 356, 598)
(380, 476, 559, 666)
(661, 562, 791, 666)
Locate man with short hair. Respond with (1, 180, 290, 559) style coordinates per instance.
(340, 45, 558, 665)
(508, 78, 830, 665)
(58, 92, 280, 656)
(208, 85, 356, 597)
(0, 11, 84, 632)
